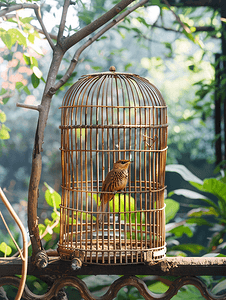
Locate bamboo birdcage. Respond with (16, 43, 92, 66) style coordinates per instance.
(58, 66, 168, 264)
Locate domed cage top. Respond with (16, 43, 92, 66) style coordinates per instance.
(58, 67, 168, 264)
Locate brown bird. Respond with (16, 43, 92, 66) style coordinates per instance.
(97, 159, 132, 226)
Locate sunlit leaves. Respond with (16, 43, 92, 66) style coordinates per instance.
(0, 242, 12, 256)
(165, 199, 180, 224)
(23, 54, 44, 88)
(0, 111, 6, 123)
(170, 224, 193, 238)
(44, 182, 61, 209)
(0, 28, 27, 49)
(0, 124, 10, 140)
(0, 109, 10, 140)
(148, 281, 168, 294)
(167, 164, 226, 252)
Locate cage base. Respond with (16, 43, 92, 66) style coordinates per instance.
(58, 242, 166, 264)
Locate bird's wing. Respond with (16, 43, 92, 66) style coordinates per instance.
(102, 170, 115, 192)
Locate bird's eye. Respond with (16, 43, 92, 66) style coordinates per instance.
(121, 161, 126, 164)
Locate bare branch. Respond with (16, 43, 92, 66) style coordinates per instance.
(58, 0, 71, 42)
(34, 6, 55, 50)
(63, 0, 137, 51)
(16, 103, 42, 111)
(50, 0, 149, 94)
(162, 0, 191, 34)
(154, 24, 215, 33)
(0, 3, 38, 18)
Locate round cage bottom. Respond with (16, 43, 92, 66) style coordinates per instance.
(58, 232, 166, 264)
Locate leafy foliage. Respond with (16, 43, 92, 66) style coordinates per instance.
(167, 164, 226, 253)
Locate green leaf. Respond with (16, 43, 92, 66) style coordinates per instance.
(203, 178, 226, 202)
(148, 281, 169, 293)
(97, 36, 108, 41)
(38, 223, 46, 236)
(16, 82, 24, 91)
(0, 242, 12, 256)
(109, 194, 135, 222)
(1, 32, 13, 49)
(171, 243, 206, 254)
(186, 217, 213, 226)
(32, 66, 42, 79)
(20, 17, 33, 24)
(28, 33, 35, 44)
(0, 124, 10, 140)
(166, 165, 203, 184)
(8, 28, 27, 47)
(171, 285, 205, 299)
(188, 207, 219, 217)
(38, 224, 52, 242)
(165, 199, 180, 224)
(31, 56, 38, 67)
(170, 224, 193, 238)
(23, 86, 31, 95)
(0, 111, 6, 123)
(51, 211, 60, 221)
(91, 66, 102, 71)
(44, 182, 61, 209)
(151, 0, 161, 5)
(23, 54, 31, 65)
(31, 73, 40, 88)
(211, 279, 226, 294)
(125, 63, 132, 71)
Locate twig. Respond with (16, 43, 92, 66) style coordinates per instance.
(0, 188, 27, 300)
(13, 218, 59, 258)
(16, 103, 42, 111)
(162, 0, 191, 34)
(58, 0, 71, 43)
(153, 24, 215, 33)
(34, 6, 55, 50)
(50, 0, 149, 94)
(0, 211, 23, 258)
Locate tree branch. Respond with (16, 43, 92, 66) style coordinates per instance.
(0, 3, 38, 18)
(154, 24, 215, 33)
(58, 0, 71, 43)
(63, 0, 137, 51)
(50, 0, 149, 94)
(34, 6, 55, 50)
(162, 0, 191, 34)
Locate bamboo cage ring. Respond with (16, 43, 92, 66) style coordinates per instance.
(58, 67, 168, 264)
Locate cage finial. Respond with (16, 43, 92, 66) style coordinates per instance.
(109, 66, 116, 72)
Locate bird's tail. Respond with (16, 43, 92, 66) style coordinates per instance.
(97, 196, 107, 226)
